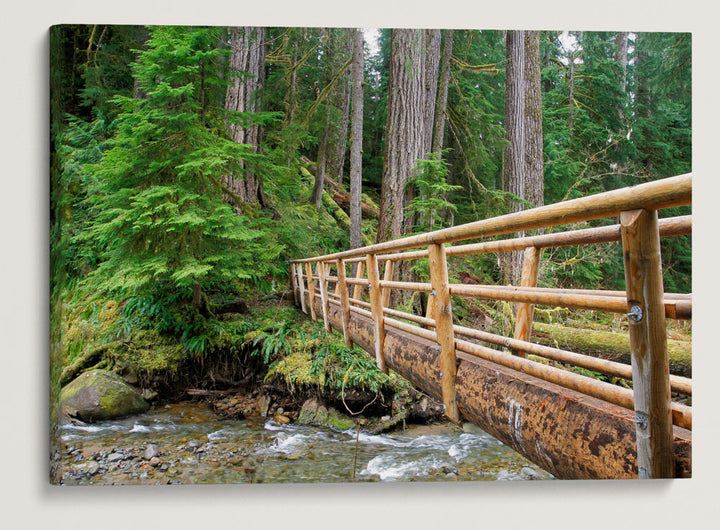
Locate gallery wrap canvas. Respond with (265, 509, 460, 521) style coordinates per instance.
(49, 23, 692, 486)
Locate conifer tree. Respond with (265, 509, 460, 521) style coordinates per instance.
(81, 26, 280, 315)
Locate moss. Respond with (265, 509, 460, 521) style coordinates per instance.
(106, 330, 188, 376)
(532, 321, 692, 377)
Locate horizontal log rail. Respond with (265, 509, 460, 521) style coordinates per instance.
(289, 174, 692, 479)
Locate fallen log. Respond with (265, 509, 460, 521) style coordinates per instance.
(532, 321, 691, 377)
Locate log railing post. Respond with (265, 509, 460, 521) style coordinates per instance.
(620, 209, 674, 478)
(296, 263, 307, 314)
(305, 262, 317, 321)
(512, 246, 541, 356)
(352, 260, 365, 301)
(424, 291, 436, 330)
(366, 253, 388, 373)
(428, 243, 460, 422)
(318, 261, 330, 332)
(289, 263, 297, 306)
(381, 260, 395, 308)
(336, 259, 353, 347)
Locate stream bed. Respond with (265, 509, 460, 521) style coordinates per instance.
(56, 402, 554, 485)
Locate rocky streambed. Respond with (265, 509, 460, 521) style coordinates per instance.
(53, 402, 553, 485)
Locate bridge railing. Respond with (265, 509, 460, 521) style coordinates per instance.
(290, 173, 692, 479)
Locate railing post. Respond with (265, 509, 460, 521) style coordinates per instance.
(305, 262, 317, 321)
(366, 253, 388, 373)
(352, 260, 365, 301)
(381, 260, 395, 308)
(336, 259, 353, 347)
(512, 246, 541, 356)
(296, 263, 307, 314)
(428, 243, 460, 423)
(318, 261, 330, 332)
(289, 263, 297, 306)
(620, 209, 674, 478)
(424, 292, 435, 330)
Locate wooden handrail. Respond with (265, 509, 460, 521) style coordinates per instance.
(295, 174, 691, 263)
(291, 174, 693, 479)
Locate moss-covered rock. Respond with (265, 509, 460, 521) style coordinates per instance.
(297, 398, 355, 431)
(59, 369, 150, 422)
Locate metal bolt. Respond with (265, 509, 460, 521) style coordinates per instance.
(505, 339, 510, 347)
(627, 305, 643, 322)
(439, 371, 444, 379)
(635, 411, 648, 431)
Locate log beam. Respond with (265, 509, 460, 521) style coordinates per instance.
(621, 209, 675, 478)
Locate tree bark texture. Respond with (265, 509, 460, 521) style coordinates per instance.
(524, 31, 543, 210)
(501, 30, 527, 285)
(432, 30, 454, 156)
(500, 30, 544, 285)
(615, 32, 629, 94)
(224, 26, 266, 204)
(377, 29, 426, 244)
(349, 28, 365, 251)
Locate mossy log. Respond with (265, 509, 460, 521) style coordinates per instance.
(532, 321, 691, 377)
(321, 190, 374, 246)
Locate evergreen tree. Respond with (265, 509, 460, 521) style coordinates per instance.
(80, 26, 282, 319)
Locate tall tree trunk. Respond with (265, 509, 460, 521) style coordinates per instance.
(349, 29, 364, 252)
(615, 31, 629, 94)
(403, 29, 441, 239)
(423, 29, 442, 154)
(377, 29, 426, 244)
(524, 31, 543, 211)
(312, 123, 329, 208)
(500, 30, 543, 285)
(568, 50, 576, 133)
(432, 30, 454, 156)
(224, 26, 266, 205)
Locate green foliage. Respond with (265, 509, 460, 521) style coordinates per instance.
(405, 151, 462, 233)
(78, 27, 284, 314)
(266, 321, 405, 395)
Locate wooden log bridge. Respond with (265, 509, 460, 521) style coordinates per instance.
(290, 174, 692, 480)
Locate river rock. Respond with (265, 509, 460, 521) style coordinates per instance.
(257, 394, 272, 417)
(59, 370, 150, 422)
(144, 444, 160, 460)
(297, 398, 354, 431)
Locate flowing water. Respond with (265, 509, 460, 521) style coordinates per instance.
(56, 402, 553, 485)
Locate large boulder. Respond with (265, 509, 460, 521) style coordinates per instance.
(297, 397, 354, 431)
(59, 370, 150, 422)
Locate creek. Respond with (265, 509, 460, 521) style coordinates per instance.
(56, 402, 554, 485)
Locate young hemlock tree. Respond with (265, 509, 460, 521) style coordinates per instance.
(405, 152, 461, 233)
(80, 26, 282, 325)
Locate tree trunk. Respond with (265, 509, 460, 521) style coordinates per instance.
(423, 29, 442, 154)
(377, 29, 426, 244)
(500, 30, 527, 285)
(224, 26, 266, 205)
(568, 50, 576, 133)
(349, 28, 365, 251)
(500, 30, 543, 285)
(524, 31, 543, 210)
(615, 31, 629, 94)
(432, 30, 454, 156)
(311, 123, 329, 208)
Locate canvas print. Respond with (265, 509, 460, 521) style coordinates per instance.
(49, 25, 691, 485)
